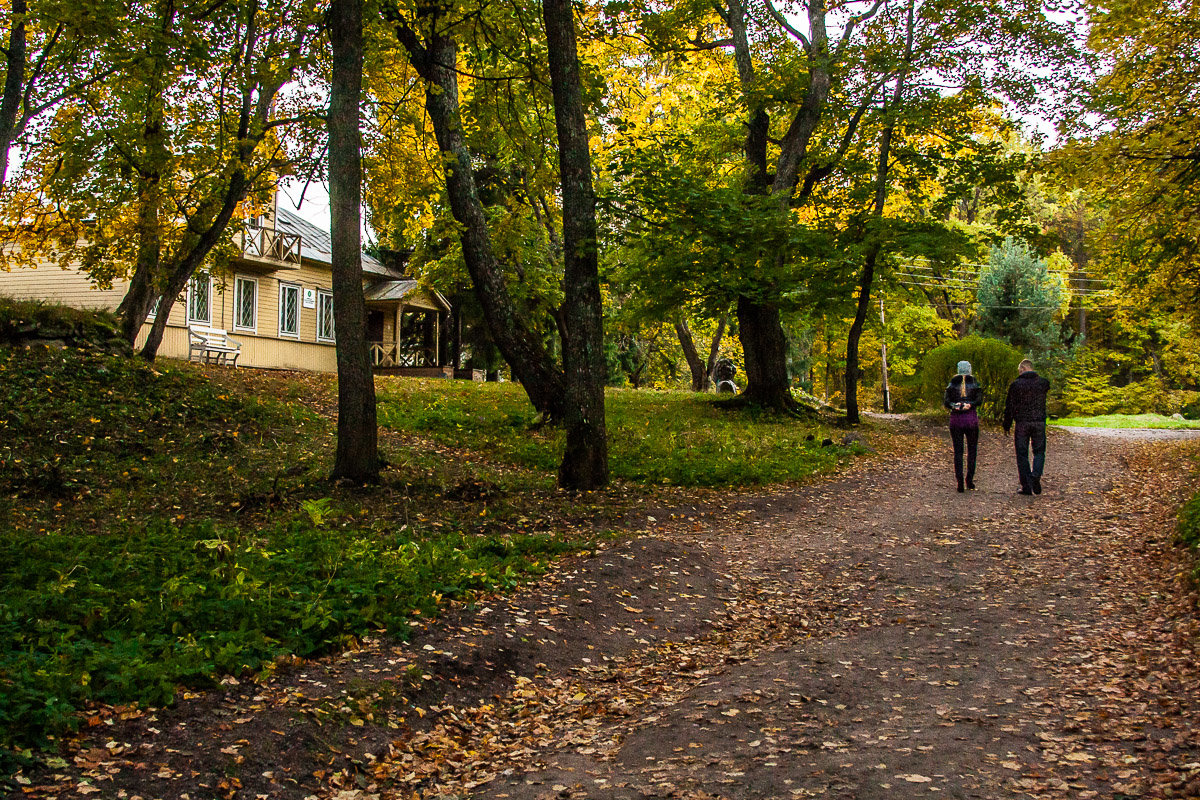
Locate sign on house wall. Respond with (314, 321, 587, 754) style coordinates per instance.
(303, 288, 317, 309)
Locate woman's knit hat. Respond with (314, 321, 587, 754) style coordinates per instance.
(956, 360, 972, 375)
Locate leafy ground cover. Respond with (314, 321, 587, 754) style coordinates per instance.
(375, 380, 853, 486)
(1051, 413, 1200, 429)
(1, 326, 854, 774)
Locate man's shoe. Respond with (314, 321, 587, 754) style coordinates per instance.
(1017, 487, 1033, 496)
(1032, 477, 1042, 495)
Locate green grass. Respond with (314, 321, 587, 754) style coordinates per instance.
(375, 380, 855, 486)
(0, 512, 578, 762)
(1050, 413, 1200, 430)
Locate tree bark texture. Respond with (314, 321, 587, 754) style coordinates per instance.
(706, 308, 729, 383)
(116, 75, 167, 347)
(543, 0, 608, 489)
(328, 0, 380, 482)
(879, 296, 891, 412)
(675, 319, 709, 392)
(392, 22, 567, 419)
(736, 294, 792, 408)
(0, 0, 27, 188)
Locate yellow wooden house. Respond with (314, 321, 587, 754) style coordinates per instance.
(0, 197, 454, 375)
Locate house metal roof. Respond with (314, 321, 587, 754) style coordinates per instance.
(272, 206, 451, 312)
(274, 206, 403, 280)
(362, 279, 452, 312)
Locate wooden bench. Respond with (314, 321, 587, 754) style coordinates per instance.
(188, 325, 242, 367)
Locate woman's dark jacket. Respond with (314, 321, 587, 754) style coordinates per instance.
(943, 374, 983, 427)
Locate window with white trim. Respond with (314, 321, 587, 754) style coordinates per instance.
(187, 273, 211, 324)
(279, 282, 300, 338)
(234, 277, 257, 332)
(317, 290, 335, 342)
(146, 295, 162, 321)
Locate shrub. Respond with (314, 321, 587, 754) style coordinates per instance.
(920, 336, 1023, 422)
(1182, 393, 1200, 420)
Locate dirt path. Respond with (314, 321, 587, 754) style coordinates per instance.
(14, 425, 1200, 800)
(456, 427, 1200, 800)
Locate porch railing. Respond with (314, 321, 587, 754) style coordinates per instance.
(369, 341, 433, 368)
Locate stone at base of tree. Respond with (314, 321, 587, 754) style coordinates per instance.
(1172, 412, 1185, 420)
(713, 357, 737, 383)
(841, 433, 861, 446)
(717, 380, 738, 394)
(821, 437, 834, 447)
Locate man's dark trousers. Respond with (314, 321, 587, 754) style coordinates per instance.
(1014, 421, 1046, 491)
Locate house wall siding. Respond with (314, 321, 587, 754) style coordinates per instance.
(2, 258, 341, 372)
(0, 263, 131, 310)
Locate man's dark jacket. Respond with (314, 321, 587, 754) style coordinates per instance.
(1003, 370, 1051, 431)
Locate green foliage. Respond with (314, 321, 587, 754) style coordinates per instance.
(1058, 347, 1198, 417)
(974, 238, 1065, 351)
(920, 336, 1023, 421)
(872, 304, 956, 412)
(0, 297, 127, 351)
(375, 378, 853, 487)
(1063, 0, 1200, 320)
(0, 515, 576, 758)
(605, 141, 845, 316)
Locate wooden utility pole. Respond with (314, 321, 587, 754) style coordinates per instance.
(879, 296, 891, 413)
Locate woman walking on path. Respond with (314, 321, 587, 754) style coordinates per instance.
(944, 360, 983, 492)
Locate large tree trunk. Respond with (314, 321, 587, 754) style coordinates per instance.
(328, 0, 379, 483)
(723, 0, 834, 410)
(393, 23, 567, 418)
(544, 0, 607, 489)
(736, 295, 792, 408)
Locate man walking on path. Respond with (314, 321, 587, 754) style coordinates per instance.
(1003, 359, 1051, 495)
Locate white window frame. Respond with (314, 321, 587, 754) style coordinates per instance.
(316, 289, 335, 343)
(278, 282, 301, 339)
(187, 273, 212, 325)
(146, 295, 162, 321)
(234, 276, 258, 333)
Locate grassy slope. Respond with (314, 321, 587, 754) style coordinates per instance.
(375, 379, 854, 486)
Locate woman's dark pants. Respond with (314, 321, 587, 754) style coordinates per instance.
(951, 424, 979, 489)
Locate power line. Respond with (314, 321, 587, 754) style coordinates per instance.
(894, 275, 1113, 296)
